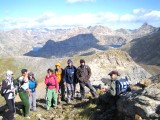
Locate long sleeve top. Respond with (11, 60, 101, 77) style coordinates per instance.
(44, 73, 59, 91)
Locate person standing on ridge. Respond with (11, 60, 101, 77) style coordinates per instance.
(63, 59, 77, 104)
(76, 59, 98, 100)
(28, 72, 37, 111)
(44, 68, 59, 110)
(18, 69, 31, 119)
(55, 63, 65, 103)
(1, 70, 16, 120)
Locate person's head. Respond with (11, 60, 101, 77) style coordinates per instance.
(47, 68, 53, 76)
(28, 72, 34, 80)
(67, 59, 73, 67)
(80, 59, 85, 66)
(21, 69, 28, 76)
(108, 71, 120, 80)
(55, 63, 61, 69)
(6, 70, 13, 80)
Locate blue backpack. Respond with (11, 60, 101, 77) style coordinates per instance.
(116, 77, 130, 96)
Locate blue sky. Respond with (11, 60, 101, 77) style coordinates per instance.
(0, 0, 160, 30)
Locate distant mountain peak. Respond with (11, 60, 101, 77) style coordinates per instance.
(140, 22, 154, 29)
(142, 22, 149, 27)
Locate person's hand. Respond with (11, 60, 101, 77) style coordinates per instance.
(64, 82, 66, 87)
(47, 73, 50, 78)
(11, 88, 15, 92)
(29, 92, 32, 97)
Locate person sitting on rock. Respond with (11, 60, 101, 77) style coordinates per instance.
(44, 68, 59, 110)
(96, 71, 120, 111)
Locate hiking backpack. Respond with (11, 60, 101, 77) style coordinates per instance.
(0, 80, 6, 96)
(116, 76, 130, 96)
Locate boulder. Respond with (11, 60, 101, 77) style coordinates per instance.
(117, 75, 160, 119)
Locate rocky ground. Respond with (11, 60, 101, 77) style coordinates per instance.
(96, 74, 160, 120)
(0, 74, 160, 120)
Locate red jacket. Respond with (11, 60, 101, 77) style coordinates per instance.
(44, 74, 59, 91)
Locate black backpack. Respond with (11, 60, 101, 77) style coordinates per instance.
(1, 80, 7, 96)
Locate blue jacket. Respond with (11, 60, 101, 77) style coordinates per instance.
(29, 79, 37, 93)
(63, 65, 77, 84)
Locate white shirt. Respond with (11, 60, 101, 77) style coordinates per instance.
(5, 79, 15, 99)
(18, 76, 29, 90)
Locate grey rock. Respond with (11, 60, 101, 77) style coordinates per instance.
(117, 75, 160, 119)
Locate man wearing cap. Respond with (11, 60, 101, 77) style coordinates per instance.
(63, 59, 77, 104)
(76, 59, 98, 100)
(1, 70, 15, 120)
(108, 71, 120, 96)
(55, 62, 65, 102)
(96, 70, 120, 110)
(18, 69, 31, 119)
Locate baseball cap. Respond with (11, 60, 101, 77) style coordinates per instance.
(108, 71, 120, 76)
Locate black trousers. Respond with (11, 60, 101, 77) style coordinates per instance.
(59, 84, 65, 100)
(79, 81, 97, 99)
(4, 98, 15, 120)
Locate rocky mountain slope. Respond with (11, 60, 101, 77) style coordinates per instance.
(0, 49, 151, 98)
(25, 34, 108, 58)
(0, 49, 153, 120)
(0, 23, 158, 57)
(122, 29, 160, 66)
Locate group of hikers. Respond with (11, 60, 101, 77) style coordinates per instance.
(0, 58, 131, 120)
(44, 59, 98, 110)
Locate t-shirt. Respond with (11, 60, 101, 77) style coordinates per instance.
(18, 76, 29, 90)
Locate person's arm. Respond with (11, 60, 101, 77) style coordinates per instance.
(63, 68, 66, 84)
(110, 81, 117, 96)
(76, 68, 83, 82)
(44, 75, 49, 85)
(34, 79, 38, 88)
(74, 66, 78, 84)
(54, 75, 59, 92)
(23, 71, 29, 82)
(27, 88, 32, 96)
(87, 66, 92, 80)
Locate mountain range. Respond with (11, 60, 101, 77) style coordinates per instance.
(0, 23, 158, 58)
(122, 28, 160, 66)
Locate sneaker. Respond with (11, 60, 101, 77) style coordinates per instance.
(25, 116, 30, 119)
